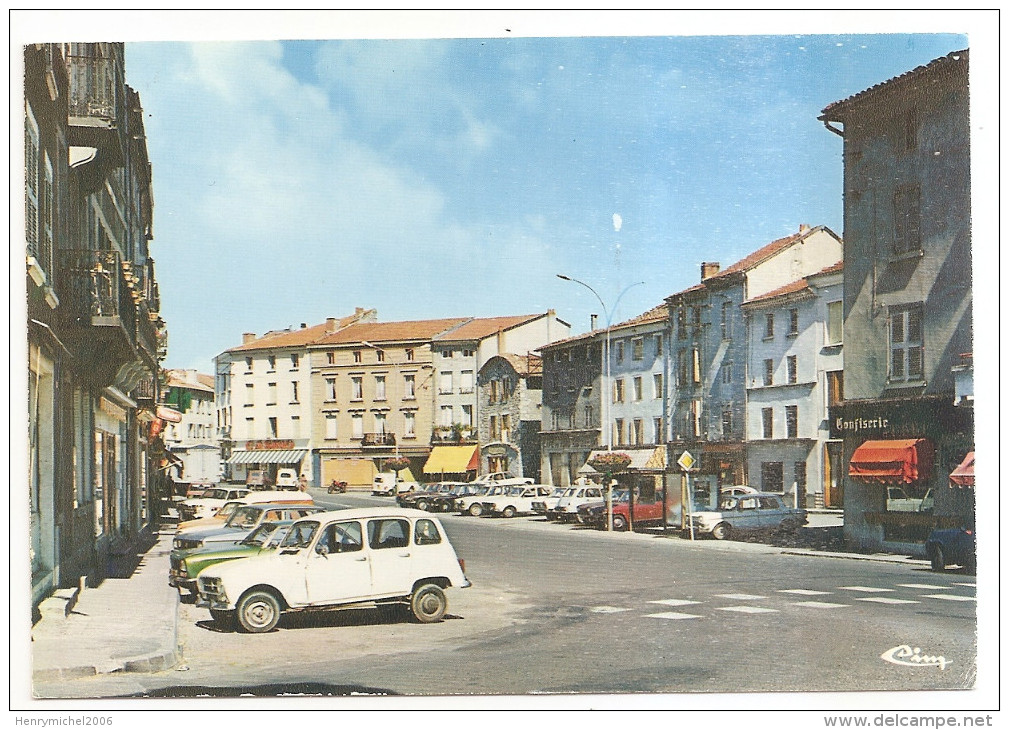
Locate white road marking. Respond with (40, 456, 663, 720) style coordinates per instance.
(921, 594, 976, 602)
(790, 601, 849, 608)
(953, 582, 976, 588)
(897, 583, 950, 590)
(778, 589, 831, 596)
(856, 597, 919, 604)
(645, 611, 703, 620)
(838, 586, 894, 593)
(590, 606, 631, 613)
(714, 593, 765, 600)
(716, 606, 779, 614)
(649, 599, 701, 607)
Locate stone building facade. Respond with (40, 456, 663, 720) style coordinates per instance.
(477, 354, 543, 480)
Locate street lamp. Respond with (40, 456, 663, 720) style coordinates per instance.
(556, 274, 644, 530)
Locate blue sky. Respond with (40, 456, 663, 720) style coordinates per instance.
(111, 18, 972, 374)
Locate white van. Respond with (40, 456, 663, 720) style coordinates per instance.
(372, 472, 418, 496)
(275, 469, 299, 490)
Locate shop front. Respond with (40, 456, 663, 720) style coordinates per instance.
(225, 439, 309, 486)
(424, 444, 479, 482)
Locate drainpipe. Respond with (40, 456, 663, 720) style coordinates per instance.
(821, 119, 844, 137)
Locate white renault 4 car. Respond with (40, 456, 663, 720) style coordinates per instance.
(197, 508, 471, 633)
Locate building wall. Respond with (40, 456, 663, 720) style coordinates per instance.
(477, 356, 543, 479)
(607, 320, 667, 447)
(540, 337, 602, 486)
(745, 229, 844, 300)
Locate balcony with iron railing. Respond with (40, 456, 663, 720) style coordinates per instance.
(65, 53, 125, 178)
(361, 433, 397, 448)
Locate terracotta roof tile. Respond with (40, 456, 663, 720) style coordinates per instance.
(165, 370, 215, 393)
(541, 302, 669, 350)
(743, 260, 843, 306)
(434, 314, 544, 342)
(315, 318, 472, 346)
(228, 311, 373, 352)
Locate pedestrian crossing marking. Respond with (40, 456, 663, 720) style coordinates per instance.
(921, 594, 975, 602)
(645, 611, 702, 620)
(839, 586, 894, 593)
(953, 582, 976, 588)
(856, 597, 919, 605)
(790, 601, 849, 609)
(715, 593, 765, 600)
(590, 606, 631, 613)
(898, 584, 951, 590)
(778, 589, 831, 596)
(649, 599, 701, 607)
(716, 606, 779, 614)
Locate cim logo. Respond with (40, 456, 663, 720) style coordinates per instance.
(880, 645, 949, 670)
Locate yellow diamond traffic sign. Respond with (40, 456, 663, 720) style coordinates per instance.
(677, 450, 696, 471)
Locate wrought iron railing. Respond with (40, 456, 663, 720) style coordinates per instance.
(66, 53, 122, 122)
(361, 433, 397, 447)
(59, 248, 136, 336)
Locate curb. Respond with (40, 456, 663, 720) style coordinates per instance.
(781, 548, 929, 565)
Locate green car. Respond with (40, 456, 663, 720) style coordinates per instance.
(170, 521, 293, 596)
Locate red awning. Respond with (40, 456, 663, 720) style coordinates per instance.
(467, 446, 480, 471)
(949, 451, 974, 487)
(848, 439, 933, 484)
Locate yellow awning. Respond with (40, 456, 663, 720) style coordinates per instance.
(423, 445, 479, 475)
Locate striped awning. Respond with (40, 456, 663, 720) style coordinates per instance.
(579, 447, 667, 474)
(227, 449, 308, 465)
(423, 445, 479, 474)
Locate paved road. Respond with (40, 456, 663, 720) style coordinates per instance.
(55, 490, 976, 698)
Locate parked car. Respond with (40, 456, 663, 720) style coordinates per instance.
(691, 492, 807, 540)
(456, 485, 503, 516)
(472, 472, 534, 488)
(925, 527, 975, 574)
(185, 480, 215, 499)
(197, 508, 472, 632)
(170, 521, 295, 596)
(372, 472, 418, 496)
(275, 469, 300, 490)
(395, 483, 442, 509)
(173, 503, 324, 551)
(886, 486, 934, 513)
(399, 483, 464, 511)
(481, 485, 555, 518)
(177, 486, 252, 522)
(531, 487, 567, 516)
(548, 485, 606, 522)
(176, 491, 315, 533)
(576, 490, 628, 525)
(245, 469, 272, 490)
(427, 483, 485, 512)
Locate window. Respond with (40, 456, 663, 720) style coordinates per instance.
(351, 376, 363, 400)
(789, 309, 799, 336)
(290, 353, 299, 369)
(827, 371, 844, 406)
(414, 519, 442, 546)
(442, 350, 454, 359)
(677, 350, 687, 386)
(677, 307, 687, 339)
(761, 462, 784, 493)
(403, 412, 416, 437)
(893, 185, 922, 255)
(368, 519, 409, 550)
(25, 105, 40, 263)
(903, 109, 918, 154)
(268, 355, 276, 371)
(245, 357, 253, 373)
(462, 349, 474, 358)
(326, 351, 335, 365)
(794, 461, 807, 492)
(632, 338, 644, 360)
(320, 521, 363, 553)
(613, 379, 625, 403)
(654, 333, 663, 355)
(721, 301, 732, 340)
(764, 312, 775, 339)
(404, 373, 416, 399)
(692, 347, 701, 384)
(552, 412, 560, 430)
(268, 382, 277, 404)
(439, 371, 453, 394)
(633, 376, 643, 401)
(489, 415, 499, 440)
(375, 375, 386, 400)
(405, 349, 415, 362)
(691, 399, 702, 438)
(721, 407, 733, 437)
(291, 381, 299, 403)
(889, 304, 924, 381)
(722, 360, 733, 385)
(584, 405, 594, 428)
(763, 359, 774, 386)
(353, 350, 362, 363)
(489, 379, 499, 404)
(290, 415, 301, 438)
(787, 356, 797, 384)
(325, 414, 338, 439)
(653, 373, 663, 399)
(616, 341, 625, 363)
(374, 413, 387, 434)
(245, 383, 254, 405)
(351, 414, 364, 438)
(762, 408, 773, 439)
(654, 417, 663, 443)
(504, 414, 513, 439)
(440, 405, 453, 428)
(460, 370, 474, 393)
(268, 417, 278, 438)
(376, 350, 386, 363)
(633, 419, 644, 445)
(461, 404, 473, 427)
(614, 418, 625, 446)
(692, 306, 702, 329)
(326, 377, 337, 401)
(785, 405, 798, 438)
(827, 301, 843, 344)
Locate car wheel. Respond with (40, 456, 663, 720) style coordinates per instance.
(612, 515, 628, 531)
(711, 522, 731, 541)
(415, 500, 429, 511)
(502, 506, 517, 518)
(468, 503, 484, 517)
(209, 609, 235, 628)
(236, 590, 282, 633)
(410, 583, 447, 623)
(930, 545, 947, 572)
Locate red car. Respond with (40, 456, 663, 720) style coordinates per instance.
(583, 491, 668, 531)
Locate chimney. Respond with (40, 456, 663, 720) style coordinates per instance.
(299, 322, 307, 329)
(701, 262, 720, 281)
(326, 317, 337, 332)
(242, 332, 256, 344)
(590, 314, 599, 330)
(497, 328, 506, 353)
(799, 223, 811, 233)
(355, 307, 364, 316)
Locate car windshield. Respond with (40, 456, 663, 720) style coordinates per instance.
(227, 506, 262, 529)
(279, 521, 320, 549)
(506, 486, 527, 496)
(215, 502, 242, 519)
(203, 488, 229, 500)
(242, 523, 280, 547)
(719, 497, 738, 510)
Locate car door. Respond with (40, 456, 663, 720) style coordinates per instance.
(366, 518, 415, 597)
(730, 496, 761, 530)
(756, 496, 783, 529)
(304, 519, 372, 605)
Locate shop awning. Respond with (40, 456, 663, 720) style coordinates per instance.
(949, 451, 974, 487)
(848, 439, 933, 484)
(227, 449, 308, 465)
(156, 406, 183, 423)
(423, 445, 479, 474)
(579, 447, 667, 474)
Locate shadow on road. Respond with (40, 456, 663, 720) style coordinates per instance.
(124, 681, 398, 698)
(194, 606, 464, 634)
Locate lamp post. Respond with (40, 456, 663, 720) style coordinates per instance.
(556, 274, 644, 530)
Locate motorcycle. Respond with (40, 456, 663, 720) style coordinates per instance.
(327, 480, 348, 494)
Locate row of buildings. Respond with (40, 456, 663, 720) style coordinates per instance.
(175, 49, 972, 557)
(25, 43, 169, 612)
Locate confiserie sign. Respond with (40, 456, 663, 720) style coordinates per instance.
(245, 439, 295, 450)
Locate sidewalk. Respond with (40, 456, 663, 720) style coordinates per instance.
(31, 525, 181, 685)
